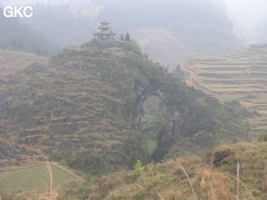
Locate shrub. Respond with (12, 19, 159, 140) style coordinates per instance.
(252, 189, 261, 196)
(134, 160, 143, 174)
(258, 130, 267, 142)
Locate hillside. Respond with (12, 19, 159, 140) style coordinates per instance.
(0, 40, 250, 179)
(182, 44, 267, 131)
(3, 134, 267, 200)
(130, 27, 196, 71)
(0, 50, 49, 169)
(0, 50, 48, 76)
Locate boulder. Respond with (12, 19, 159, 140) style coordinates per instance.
(210, 151, 231, 166)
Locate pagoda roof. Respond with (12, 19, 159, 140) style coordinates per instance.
(100, 21, 109, 25)
(93, 30, 116, 35)
(99, 25, 111, 29)
(93, 21, 116, 39)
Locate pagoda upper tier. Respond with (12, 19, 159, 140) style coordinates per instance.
(93, 21, 116, 40)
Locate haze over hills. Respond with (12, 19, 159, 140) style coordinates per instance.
(1, 0, 267, 198)
(0, 8, 59, 56)
(2, 0, 243, 70)
(4, 0, 267, 46)
(96, 0, 242, 69)
(248, 19, 267, 44)
(224, 0, 267, 44)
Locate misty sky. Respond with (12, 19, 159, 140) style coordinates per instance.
(1, 0, 266, 42)
(0, 0, 91, 6)
(224, 0, 267, 37)
(2, 0, 266, 27)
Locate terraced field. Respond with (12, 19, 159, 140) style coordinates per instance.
(182, 44, 267, 131)
(0, 163, 78, 194)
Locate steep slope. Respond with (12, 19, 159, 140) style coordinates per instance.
(79, 137, 267, 200)
(0, 40, 249, 177)
(0, 51, 49, 169)
(182, 44, 267, 131)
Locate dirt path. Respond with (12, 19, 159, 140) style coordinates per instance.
(50, 162, 85, 181)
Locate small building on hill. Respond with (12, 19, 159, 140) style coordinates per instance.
(93, 21, 116, 40)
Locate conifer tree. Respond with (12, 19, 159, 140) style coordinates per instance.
(125, 33, 131, 41)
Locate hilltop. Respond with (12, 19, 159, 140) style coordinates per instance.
(182, 43, 267, 132)
(0, 40, 250, 179)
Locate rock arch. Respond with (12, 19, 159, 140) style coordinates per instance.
(134, 82, 186, 160)
(132, 76, 249, 161)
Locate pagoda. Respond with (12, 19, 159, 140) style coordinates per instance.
(93, 21, 116, 40)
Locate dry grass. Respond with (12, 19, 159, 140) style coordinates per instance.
(230, 176, 256, 200)
(4, 139, 267, 200)
(37, 190, 59, 200)
(195, 169, 235, 200)
(236, 161, 240, 197)
(179, 164, 197, 200)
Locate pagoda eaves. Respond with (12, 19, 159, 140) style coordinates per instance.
(93, 21, 116, 40)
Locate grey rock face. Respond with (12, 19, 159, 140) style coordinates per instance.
(210, 151, 231, 166)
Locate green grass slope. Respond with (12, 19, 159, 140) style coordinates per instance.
(0, 163, 77, 194)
